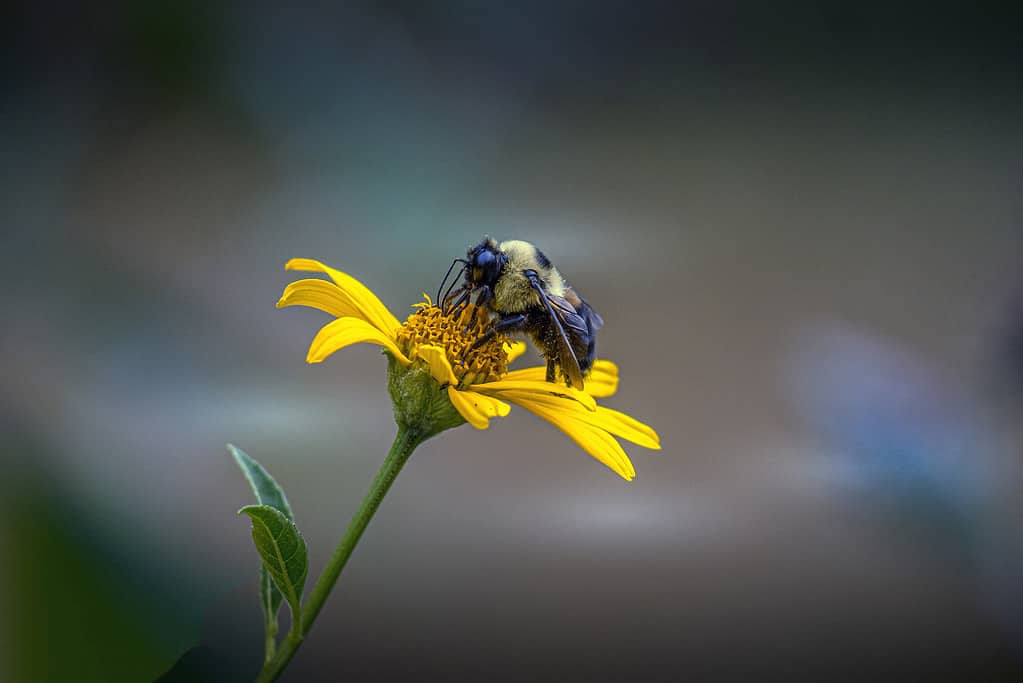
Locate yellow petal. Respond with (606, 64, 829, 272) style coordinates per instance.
(416, 345, 458, 386)
(490, 390, 658, 449)
(276, 278, 364, 319)
(591, 406, 660, 450)
(446, 387, 511, 430)
(504, 341, 528, 362)
(285, 258, 401, 335)
(585, 360, 619, 398)
(475, 378, 596, 411)
(502, 396, 636, 480)
(306, 317, 410, 365)
(502, 367, 551, 382)
(502, 359, 619, 398)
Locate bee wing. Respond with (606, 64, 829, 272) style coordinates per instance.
(564, 287, 603, 332)
(526, 272, 586, 389)
(547, 294, 591, 361)
(583, 300, 603, 331)
(576, 295, 603, 332)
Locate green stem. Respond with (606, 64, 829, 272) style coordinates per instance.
(255, 426, 423, 682)
(263, 619, 277, 665)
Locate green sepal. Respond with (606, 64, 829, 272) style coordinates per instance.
(238, 504, 309, 634)
(385, 352, 466, 438)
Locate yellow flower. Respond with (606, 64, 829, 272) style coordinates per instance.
(277, 258, 660, 480)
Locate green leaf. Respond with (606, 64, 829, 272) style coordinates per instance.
(228, 444, 292, 653)
(228, 444, 294, 520)
(238, 505, 308, 633)
(259, 565, 281, 657)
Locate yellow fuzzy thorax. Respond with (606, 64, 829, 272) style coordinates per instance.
(499, 239, 566, 296)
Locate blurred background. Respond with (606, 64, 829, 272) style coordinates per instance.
(3, 2, 1022, 681)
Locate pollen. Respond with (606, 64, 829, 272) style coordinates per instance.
(395, 298, 510, 386)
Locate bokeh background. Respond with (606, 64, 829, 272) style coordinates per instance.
(3, 2, 1022, 681)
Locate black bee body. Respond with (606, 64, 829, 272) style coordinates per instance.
(441, 237, 603, 389)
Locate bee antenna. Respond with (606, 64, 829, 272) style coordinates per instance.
(437, 258, 469, 308)
(442, 282, 466, 313)
(446, 287, 471, 316)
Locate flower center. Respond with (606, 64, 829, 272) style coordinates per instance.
(396, 298, 510, 386)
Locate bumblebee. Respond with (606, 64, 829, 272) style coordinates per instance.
(438, 237, 603, 389)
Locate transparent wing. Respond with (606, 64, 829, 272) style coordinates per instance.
(526, 273, 585, 389)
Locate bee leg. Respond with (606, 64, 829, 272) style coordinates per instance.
(468, 313, 527, 351)
(474, 285, 493, 308)
(445, 287, 471, 314)
(461, 285, 494, 332)
(546, 359, 556, 383)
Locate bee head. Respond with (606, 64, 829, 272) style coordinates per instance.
(466, 237, 505, 288)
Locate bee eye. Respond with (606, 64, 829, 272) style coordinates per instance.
(475, 251, 495, 269)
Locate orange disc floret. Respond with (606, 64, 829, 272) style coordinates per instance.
(395, 300, 510, 386)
